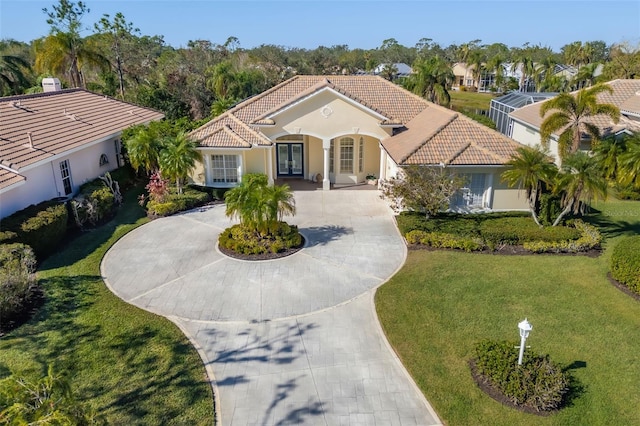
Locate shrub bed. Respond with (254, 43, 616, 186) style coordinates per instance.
(473, 339, 570, 412)
(146, 187, 212, 217)
(405, 230, 483, 252)
(219, 222, 302, 256)
(610, 236, 640, 295)
(523, 220, 601, 253)
(396, 211, 529, 237)
(0, 201, 68, 259)
(0, 243, 40, 333)
(480, 217, 581, 246)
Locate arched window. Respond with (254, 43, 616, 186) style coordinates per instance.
(339, 137, 354, 173)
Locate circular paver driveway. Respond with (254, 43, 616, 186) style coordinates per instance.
(102, 190, 406, 322)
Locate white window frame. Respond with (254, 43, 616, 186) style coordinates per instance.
(59, 159, 73, 195)
(358, 137, 364, 173)
(329, 139, 335, 174)
(210, 154, 241, 186)
(339, 137, 354, 174)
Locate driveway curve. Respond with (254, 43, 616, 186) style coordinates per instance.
(102, 189, 441, 425)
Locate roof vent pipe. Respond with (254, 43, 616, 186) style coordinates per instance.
(27, 132, 34, 148)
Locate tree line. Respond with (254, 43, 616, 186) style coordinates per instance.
(1, 0, 639, 121)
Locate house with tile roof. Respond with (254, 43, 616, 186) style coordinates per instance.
(189, 75, 528, 211)
(0, 88, 164, 218)
(509, 79, 640, 164)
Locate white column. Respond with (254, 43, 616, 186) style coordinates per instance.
(485, 172, 494, 209)
(267, 146, 274, 185)
(378, 143, 385, 187)
(203, 154, 211, 186)
(322, 138, 331, 191)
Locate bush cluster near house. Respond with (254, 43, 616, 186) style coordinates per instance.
(0, 201, 68, 259)
(397, 211, 601, 253)
(610, 236, 640, 295)
(473, 339, 571, 412)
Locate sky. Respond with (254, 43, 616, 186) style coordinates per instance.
(1, 0, 639, 52)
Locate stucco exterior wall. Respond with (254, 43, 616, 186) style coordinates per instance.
(261, 90, 390, 141)
(492, 178, 529, 210)
(511, 121, 561, 165)
(1, 138, 120, 219)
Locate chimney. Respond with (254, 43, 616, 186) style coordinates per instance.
(42, 77, 62, 92)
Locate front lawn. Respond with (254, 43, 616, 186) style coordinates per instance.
(449, 91, 496, 111)
(0, 187, 214, 424)
(376, 198, 640, 425)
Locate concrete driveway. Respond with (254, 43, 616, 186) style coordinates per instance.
(102, 189, 441, 425)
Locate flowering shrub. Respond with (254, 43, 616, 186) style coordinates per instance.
(139, 172, 169, 206)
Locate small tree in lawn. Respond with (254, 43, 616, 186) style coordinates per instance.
(380, 165, 466, 218)
(551, 151, 608, 226)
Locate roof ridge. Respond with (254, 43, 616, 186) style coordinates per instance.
(467, 138, 509, 163)
(228, 113, 272, 145)
(223, 75, 302, 117)
(221, 123, 251, 148)
(373, 75, 431, 108)
(445, 141, 472, 165)
(399, 111, 458, 164)
(0, 88, 83, 102)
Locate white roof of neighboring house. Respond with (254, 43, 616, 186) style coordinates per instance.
(509, 79, 640, 137)
(190, 75, 522, 167)
(0, 89, 164, 181)
(373, 63, 413, 76)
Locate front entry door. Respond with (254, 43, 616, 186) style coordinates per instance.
(277, 143, 303, 177)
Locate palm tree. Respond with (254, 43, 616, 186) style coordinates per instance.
(125, 125, 163, 175)
(486, 54, 505, 92)
(501, 145, 557, 226)
(572, 62, 599, 89)
(540, 84, 620, 159)
(34, 32, 108, 88)
(593, 135, 629, 181)
(265, 184, 296, 223)
(225, 173, 269, 231)
(0, 53, 30, 95)
(617, 133, 640, 189)
(467, 50, 485, 91)
(211, 96, 237, 117)
(159, 133, 202, 194)
(404, 56, 454, 106)
(552, 151, 608, 226)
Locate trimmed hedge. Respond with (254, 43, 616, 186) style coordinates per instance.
(474, 339, 570, 412)
(610, 236, 640, 294)
(0, 243, 39, 329)
(0, 201, 68, 258)
(479, 217, 581, 246)
(219, 222, 302, 255)
(146, 187, 211, 217)
(396, 211, 529, 237)
(523, 220, 601, 253)
(405, 230, 483, 252)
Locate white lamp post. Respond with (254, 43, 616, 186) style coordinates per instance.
(517, 318, 533, 365)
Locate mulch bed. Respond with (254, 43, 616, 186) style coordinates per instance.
(468, 358, 556, 416)
(607, 274, 640, 302)
(218, 236, 306, 261)
(408, 244, 602, 257)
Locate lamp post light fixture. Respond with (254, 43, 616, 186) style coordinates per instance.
(517, 318, 533, 365)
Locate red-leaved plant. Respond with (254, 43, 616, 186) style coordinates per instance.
(138, 171, 169, 206)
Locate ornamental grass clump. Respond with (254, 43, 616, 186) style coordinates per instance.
(473, 339, 570, 412)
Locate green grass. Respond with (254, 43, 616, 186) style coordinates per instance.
(376, 198, 640, 425)
(449, 91, 496, 111)
(0, 188, 214, 424)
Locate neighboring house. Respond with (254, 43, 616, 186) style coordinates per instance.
(509, 79, 640, 164)
(452, 62, 527, 93)
(0, 85, 164, 219)
(452, 63, 477, 90)
(189, 75, 528, 212)
(372, 63, 413, 78)
(489, 91, 558, 137)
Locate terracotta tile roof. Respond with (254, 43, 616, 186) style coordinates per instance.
(189, 75, 427, 146)
(382, 104, 521, 166)
(509, 79, 640, 137)
(0, 167, 25, 191)
(191, 75, 521, 166)
(0, 89, 164, 171)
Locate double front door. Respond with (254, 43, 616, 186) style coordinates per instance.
(277, 143, 303, 177)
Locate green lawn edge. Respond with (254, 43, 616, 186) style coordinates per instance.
(375, 198, 640, 426)
(0, 187, 215, 424)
